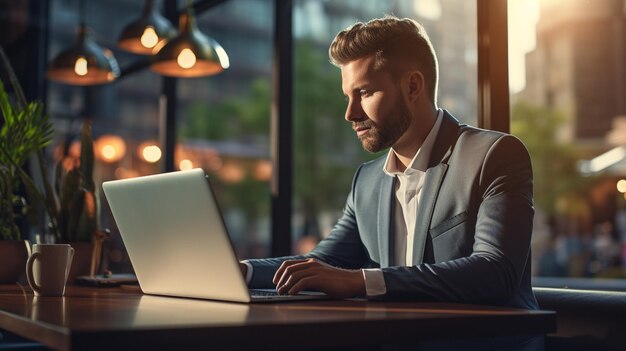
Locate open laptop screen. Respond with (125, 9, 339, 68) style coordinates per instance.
(103, 169, 252, 302)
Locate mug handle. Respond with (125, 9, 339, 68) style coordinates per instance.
(65, 247, 75, 282)
(26, 252, 42, 294)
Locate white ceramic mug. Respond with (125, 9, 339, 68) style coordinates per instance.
(26, 244, 74, 296)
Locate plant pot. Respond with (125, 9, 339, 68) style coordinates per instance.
(0, 240, 30, 284)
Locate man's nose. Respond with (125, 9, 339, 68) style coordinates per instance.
(344, 99, 364, 122)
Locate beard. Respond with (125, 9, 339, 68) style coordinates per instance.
(354, 96, 411, 153)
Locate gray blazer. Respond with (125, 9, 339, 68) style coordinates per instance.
(248, 110, 538, 309)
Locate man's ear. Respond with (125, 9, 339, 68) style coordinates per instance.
(405, 71, 425, 102)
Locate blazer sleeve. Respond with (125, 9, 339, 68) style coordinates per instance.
(247, 165, 370, 289)
(381, 135, 535, 306)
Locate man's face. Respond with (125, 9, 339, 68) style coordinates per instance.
(341, 55, 411, 153)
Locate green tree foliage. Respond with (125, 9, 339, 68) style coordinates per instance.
(182, 79, 270, 141)
(293, 40, 379, 236)
(511, 102, 592, 216)
(181, 68, 272, 242)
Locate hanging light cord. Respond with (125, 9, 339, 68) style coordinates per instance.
(79, 0, 85, 26)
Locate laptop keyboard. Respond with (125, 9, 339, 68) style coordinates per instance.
(249, 289, 283, 297)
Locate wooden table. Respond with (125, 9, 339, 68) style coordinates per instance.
(0, 284, 556, 350)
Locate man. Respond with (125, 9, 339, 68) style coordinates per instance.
(241, 15, 538, 310)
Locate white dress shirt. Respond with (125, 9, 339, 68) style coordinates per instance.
(362, 109, 443, 296)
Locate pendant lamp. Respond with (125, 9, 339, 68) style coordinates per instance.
(117, 0, 177, 55)
(151, 6, 229, 78)
(47, 2, 120, 85)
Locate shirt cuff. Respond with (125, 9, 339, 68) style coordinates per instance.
(241, 260, 254, 285)
(362, 268, 386, 297)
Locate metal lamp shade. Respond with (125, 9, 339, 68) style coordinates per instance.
(47, 25, 120, 85)
(151, 8, 229, 78)
(117, 0, 176, 55)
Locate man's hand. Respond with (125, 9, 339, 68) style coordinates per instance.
(273, 258, 365, 298)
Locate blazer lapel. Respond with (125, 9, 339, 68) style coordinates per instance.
(411, 110, 461, 265)
(377, 176, 395, 268)
(412, 163, 447, 264)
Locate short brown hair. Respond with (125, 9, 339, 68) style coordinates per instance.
(329, 15, 438, 104)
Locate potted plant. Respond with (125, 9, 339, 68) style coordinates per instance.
(0, 47, 54, 283)
(1, 46, 105, 283)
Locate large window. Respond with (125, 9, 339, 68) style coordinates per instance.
(292, 0, 477, 253)
(509, 0, 626, 281)
(176, 0, 273, 259)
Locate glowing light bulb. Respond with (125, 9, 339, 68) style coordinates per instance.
(618, 179, 626, 193)
(140, 26, 158, 48)
(179, 159, 193, 170)
(95, 135, 126, 163)
(142, 145, 162, 163)
(74, 57, 88, 76)
(177, 48, 196, 69)
(102, 145, 117, 160)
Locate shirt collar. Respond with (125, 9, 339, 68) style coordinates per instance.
(383, 109, 444, 176)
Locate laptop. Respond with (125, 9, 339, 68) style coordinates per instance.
(102, 169, 327, 303)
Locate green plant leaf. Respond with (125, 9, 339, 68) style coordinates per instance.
(0, 45, 59, 241)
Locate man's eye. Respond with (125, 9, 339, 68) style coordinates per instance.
(359, 90, 371, 97)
